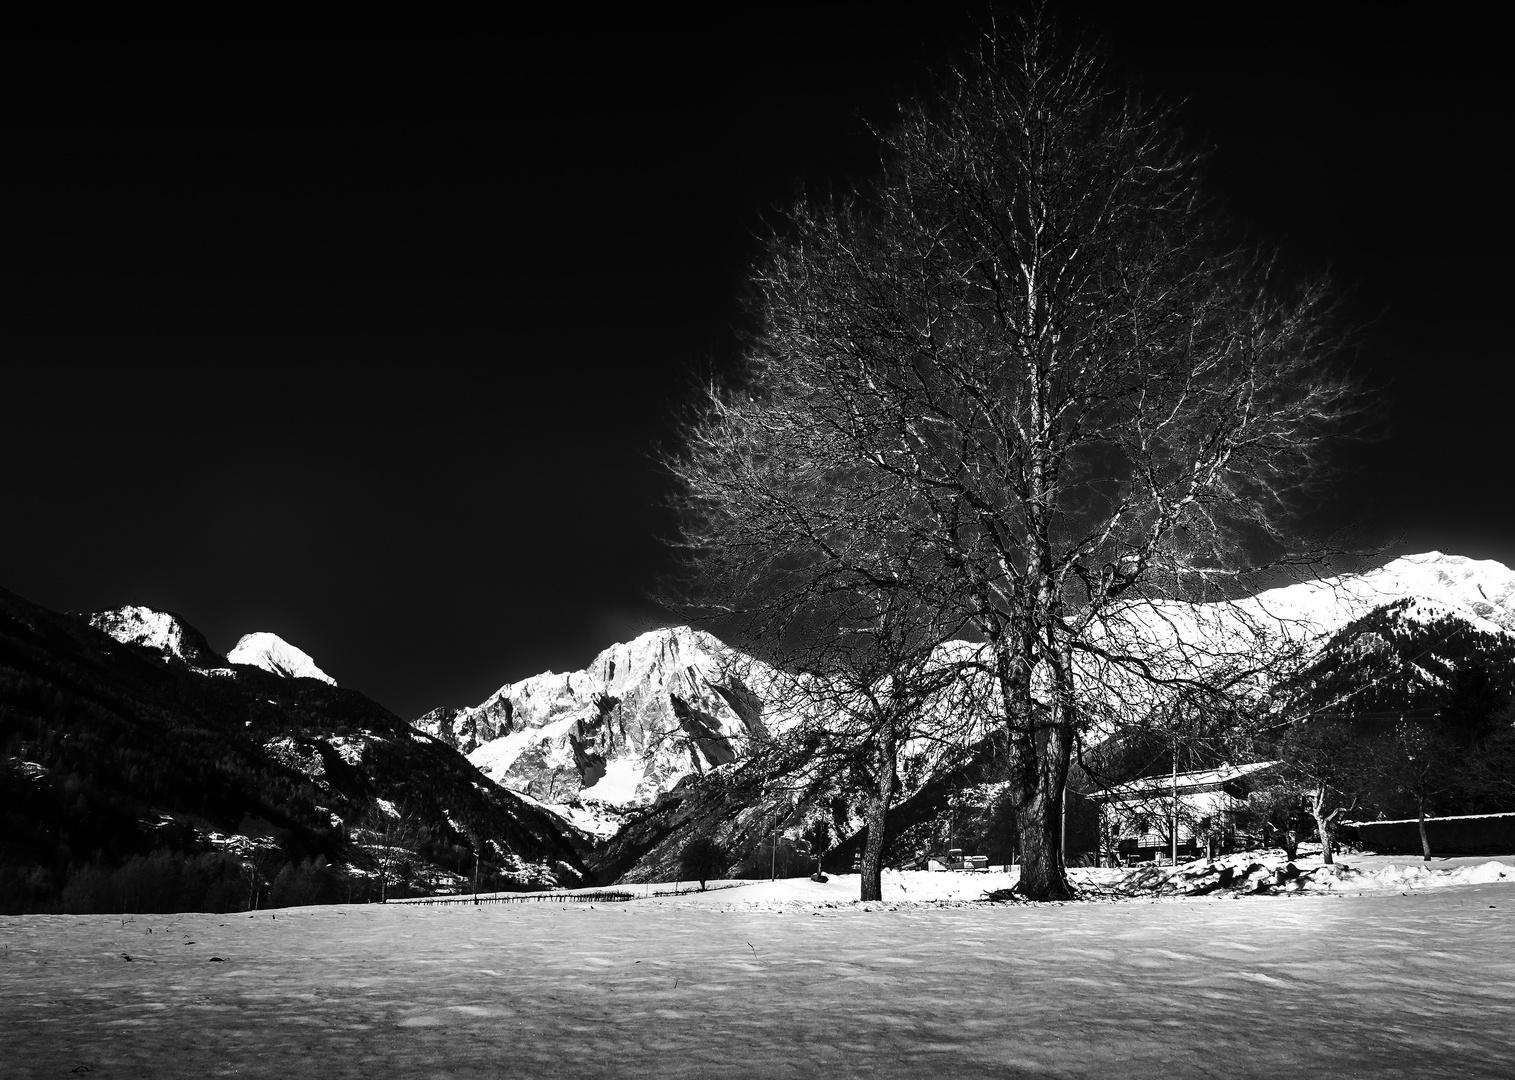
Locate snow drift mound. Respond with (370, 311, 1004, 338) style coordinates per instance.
(1094, 851, 1513, 899)
(228, 631, 336, 684)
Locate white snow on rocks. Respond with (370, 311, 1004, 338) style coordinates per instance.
(1240, 551, 1515, 638)
(228, 631, 336, 684)
(88, 604, 224, 669)
(426, 626, 768, 808)
(90, 605, 189, 658)
(420, 552, 1515, 819)
(89, 604, 338, 686)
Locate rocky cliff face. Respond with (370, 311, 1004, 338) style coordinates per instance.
(88, 605, 226, 670)
(413, 627, 769, 811)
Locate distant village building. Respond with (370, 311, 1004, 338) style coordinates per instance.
(1090, 761, 1278, 865)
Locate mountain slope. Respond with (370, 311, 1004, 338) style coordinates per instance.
(1277, 596, 1515, 723)
(582, 553, 1515, 880)
(0, 589, 588, 913)
(415, 627, 769, 813)
(416, 553, 1515, 831)
(1241, 552, 1515, 639)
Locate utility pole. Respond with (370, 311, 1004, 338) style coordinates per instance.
(1171, 753, 1179, 866)
(1060, 782, 1068, 869)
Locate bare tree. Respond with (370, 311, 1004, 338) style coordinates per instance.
(667, 16, 1357, 900)
(1270, 715, 1370, 864)
(1369, 717, 1461, 862)
(356, 801, 423, 903)
(759, 606, 975, 902)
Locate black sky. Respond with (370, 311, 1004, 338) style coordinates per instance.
(4, 13, 1509, 719)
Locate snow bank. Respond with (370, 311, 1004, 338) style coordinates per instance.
(613, 855, 1515, 910)
(1089, 850, 1513, 900)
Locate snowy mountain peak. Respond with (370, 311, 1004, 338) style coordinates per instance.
(89, 605, 224, 669)
(414, 624, 766, 811)
(227, 632, 336, 685)
(1247, 551, 1515, 639)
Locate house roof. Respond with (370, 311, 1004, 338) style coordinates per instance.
(1088, 760, 1278, 802)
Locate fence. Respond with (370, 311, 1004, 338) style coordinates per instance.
(1341, 812, 1515, 855)
(391, 889, 634, 906)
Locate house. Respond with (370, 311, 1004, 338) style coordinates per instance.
(1088, 761, 1278, 865)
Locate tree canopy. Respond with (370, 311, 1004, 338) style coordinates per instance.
(668, 16, 1359, 900)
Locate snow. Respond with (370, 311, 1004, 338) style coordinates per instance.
(467, 713, 580, 782)
(444, 625, 770, 807)
(1345, 811, 1515, 826)
(227, 631, 336, 684)
(3, 872, 1512, 1078)
(1239, 551, 1515, 639)
(88, 604, 220, 668)
(600, 855, 1514, 909)
(443, 553, 1515, 819)
(505, 789, 631, 841)
(324, 735, 369, 767)
(89, 605, 187, 658)
(1087, 552, 1515, 690)
(578, 750, 648, 804)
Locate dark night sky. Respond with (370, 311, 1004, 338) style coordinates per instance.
(4, 13, 1509, 719)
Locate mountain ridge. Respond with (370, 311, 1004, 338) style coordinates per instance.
(417, 552, 1515, 829)
(414, 626, 769, 825)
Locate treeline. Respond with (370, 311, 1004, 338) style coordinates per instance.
(0, 850, 379, 915)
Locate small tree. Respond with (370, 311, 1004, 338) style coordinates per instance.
(751, 609, 974, 902)
(1368, 718, 1460, 861)
(1274, 716, 1370, 864)
(357, 801, 423, 902)
(1243, 780, 1309, 861)
(679, 835, 729, 891)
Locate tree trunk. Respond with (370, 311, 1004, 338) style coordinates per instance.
(859, 726, 898, 903)
(1418, 804, 1432, 862)
(1311, 787, 1335, 865)
(859, 792, 889, 902)
(1012, 656, 1077, 901)
(993, 634, 1075, 901)
(1015, 785, 1074, 900)
(1014, 711, 1076, 901)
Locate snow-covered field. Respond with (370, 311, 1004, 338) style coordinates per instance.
(4, 862, 1512, 1078)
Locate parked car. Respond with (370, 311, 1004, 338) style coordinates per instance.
(928, 848, 989, 872)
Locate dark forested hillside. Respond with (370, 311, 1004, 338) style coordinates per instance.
(1266, 600, 1515, 826)
(0, 586, 588, 913)
(1285, 598, 1515, 724)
